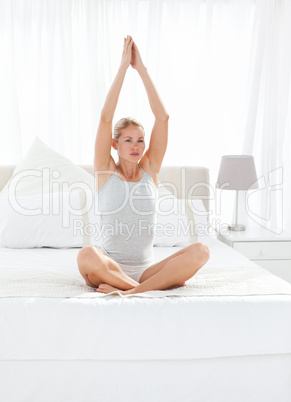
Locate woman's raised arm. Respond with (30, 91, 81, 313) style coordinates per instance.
(94, 36, 133, 170)
(131, 39, 169, 173)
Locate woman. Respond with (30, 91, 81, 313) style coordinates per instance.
(77, 35, 210, 295)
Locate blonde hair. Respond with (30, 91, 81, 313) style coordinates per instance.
(113, 117, 145, 142)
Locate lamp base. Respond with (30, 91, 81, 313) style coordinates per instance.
(228, 224, 246, 231)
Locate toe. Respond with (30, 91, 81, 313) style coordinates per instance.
(96, 284, 106, 293)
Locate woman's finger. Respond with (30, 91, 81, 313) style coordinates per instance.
(126, 39, 133, 50)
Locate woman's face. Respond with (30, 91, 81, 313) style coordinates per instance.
(113, 125, 145, 162)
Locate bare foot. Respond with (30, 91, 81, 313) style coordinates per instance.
(96, 282, 187, 296)
(96, 283, 125, 295)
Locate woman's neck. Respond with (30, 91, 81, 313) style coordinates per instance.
(116, 162, 140, 181)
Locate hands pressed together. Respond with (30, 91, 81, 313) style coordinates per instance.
(121, 35, 144, 71)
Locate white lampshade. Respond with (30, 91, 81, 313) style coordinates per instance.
(216, 155, 258, 190)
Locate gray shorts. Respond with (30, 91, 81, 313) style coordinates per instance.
(117, 262, 150, 282)
(97, 246, 150, 282)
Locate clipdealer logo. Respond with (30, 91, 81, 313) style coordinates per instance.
(246, 167, 283, 234)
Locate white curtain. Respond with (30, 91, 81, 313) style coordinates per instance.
(236, 0, 291, 233)
(0, 0, 290, 231)
(0, 0, 253, 165)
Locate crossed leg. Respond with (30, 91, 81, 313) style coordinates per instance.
(77, 246, 140, 290)
(93, 242, 210, 295)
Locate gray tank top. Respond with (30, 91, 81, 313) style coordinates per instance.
(96, 166, 158, 267)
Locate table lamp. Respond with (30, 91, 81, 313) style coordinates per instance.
(216, 155, 258, 231)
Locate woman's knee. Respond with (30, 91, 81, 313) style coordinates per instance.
(187, 242, 210, 265)
(77, 246, 103, 273)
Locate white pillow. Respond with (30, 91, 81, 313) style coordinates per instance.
(0, 136, 94, 196)
(154, 184, 209, 246)
(0, 137, 95, 248)
(0, 191, 85, 248)
(189, 198, 208, 225)
(74, 189, 102, 247)
(153, 191, 197, 246)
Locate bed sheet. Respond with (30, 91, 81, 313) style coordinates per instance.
(0, 236, 291, 362)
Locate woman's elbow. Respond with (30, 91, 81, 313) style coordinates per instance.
(100, 113, 113, 124)
(157, 114, 169, 122)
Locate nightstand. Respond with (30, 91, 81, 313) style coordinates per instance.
(217, 227, 291, 284)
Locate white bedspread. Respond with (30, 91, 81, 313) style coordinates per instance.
(1, 236, 291, 361)
(1, 236, 291, 297)
(1, 260, 291, 298)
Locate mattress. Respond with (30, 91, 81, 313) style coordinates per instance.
(1, 235, 291, 362)
(2, 355, 291, 402)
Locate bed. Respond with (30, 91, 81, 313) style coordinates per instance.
(1, 139, 291, 402)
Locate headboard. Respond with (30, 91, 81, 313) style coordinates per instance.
(0, 165, 210, 212)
